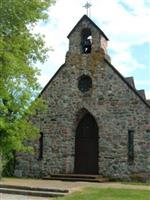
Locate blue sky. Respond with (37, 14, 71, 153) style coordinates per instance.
(34, 0, 150, 98)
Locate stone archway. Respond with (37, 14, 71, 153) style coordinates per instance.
(75, 113, 99, 174)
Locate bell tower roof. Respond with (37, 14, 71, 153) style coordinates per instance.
(67, 15, 109, 41)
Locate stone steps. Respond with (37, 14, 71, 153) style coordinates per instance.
(44, 174, 108, 182)
(0, 184, 69, 198)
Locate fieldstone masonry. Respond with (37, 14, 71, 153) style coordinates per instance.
(15, 15, 150, 181)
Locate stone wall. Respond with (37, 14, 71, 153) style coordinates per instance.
(15, 16, 150, 181)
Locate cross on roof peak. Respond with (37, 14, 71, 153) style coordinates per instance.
(83, 1, 92, 17)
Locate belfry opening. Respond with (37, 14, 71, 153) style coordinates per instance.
(81, 28, 92, 54)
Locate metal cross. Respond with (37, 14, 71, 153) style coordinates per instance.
(83, 2, 92, 17)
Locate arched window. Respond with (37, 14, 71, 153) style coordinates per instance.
(81, 29, 92, 54)
(38, 132, 43, 160)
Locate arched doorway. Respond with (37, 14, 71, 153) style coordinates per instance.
(75, 113, 99, 174)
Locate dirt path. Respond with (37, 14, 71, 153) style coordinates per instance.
(0, 193, 53, 200)
(0, 178, 149, 192)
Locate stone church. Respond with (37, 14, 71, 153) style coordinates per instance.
(15, 15, 150, 181)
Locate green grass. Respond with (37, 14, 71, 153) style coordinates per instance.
(55, 188, 150, 200)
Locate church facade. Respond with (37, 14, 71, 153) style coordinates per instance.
(15, 15, 150, 181)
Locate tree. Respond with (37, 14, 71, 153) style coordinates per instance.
(0, 0, 54, 169)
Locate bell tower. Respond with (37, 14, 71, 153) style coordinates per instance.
(67, 15, 110, 59)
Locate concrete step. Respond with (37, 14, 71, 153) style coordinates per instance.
(50, 174, 103, 179)
(0, 184, 68, 193)
(0, 185, 68, 198)
(44, 174, 108, 182)
(47, 177, 108, 182)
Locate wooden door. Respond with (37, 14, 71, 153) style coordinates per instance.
(75, 113, 98, 174)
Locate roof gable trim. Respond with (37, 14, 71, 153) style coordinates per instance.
(67, 15, 109, 41)
(104, 58, 150, 109)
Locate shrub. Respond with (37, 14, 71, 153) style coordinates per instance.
(0, 154, 4, 179)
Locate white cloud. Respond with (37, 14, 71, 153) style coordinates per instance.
(34, 0, 150, 95)
(135, 80, 150, 86)
(145, 90, 150, 99)
(38, 74, 50, 88)
(111, 51, 146, 75)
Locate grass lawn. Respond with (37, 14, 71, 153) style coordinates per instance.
(55, 188, 150, 200)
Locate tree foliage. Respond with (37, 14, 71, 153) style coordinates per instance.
(0, 0, 54, 159)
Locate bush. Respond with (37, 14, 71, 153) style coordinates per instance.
(0, 155, 4, 179)
(0, 152, 16, 178)
(2, 155, 15, 177)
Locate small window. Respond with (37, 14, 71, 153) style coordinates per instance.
(81, 29, 92, 54)
(38, 132, 43, 160)
(128, 130, 134, 164)
(78, 75, 92, 93)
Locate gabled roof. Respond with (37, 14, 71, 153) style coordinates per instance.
(125, 77, 135, 88)
(39, 64, 65, 97)
(147, 100, 150, 106)
(137, 90, 146, 99)
(39, 15, 149, 110)
(39, 60, 150, 109)
(104, 58, 150, 109)
(67, 15, 109, 41)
